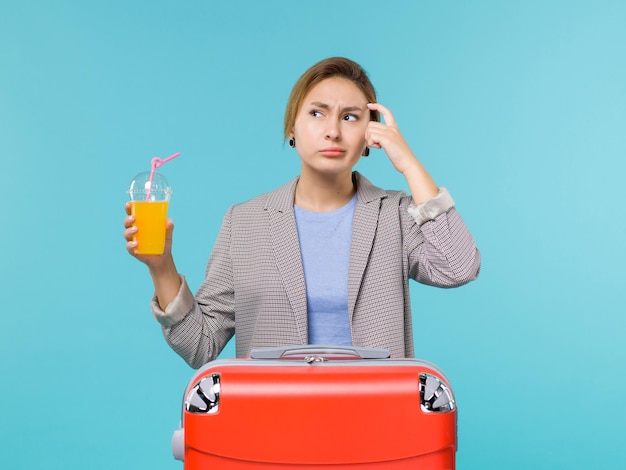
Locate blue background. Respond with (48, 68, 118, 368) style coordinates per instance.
(1, 1, 625, 468)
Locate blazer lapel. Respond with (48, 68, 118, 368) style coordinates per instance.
(265, 177, 308, 343)
(348, 173, 386, 322)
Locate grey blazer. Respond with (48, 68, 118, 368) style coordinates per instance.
(152, 172, 480, 368)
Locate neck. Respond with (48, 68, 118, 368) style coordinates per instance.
(295, 169, 356, 212)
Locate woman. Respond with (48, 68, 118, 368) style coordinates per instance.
(123, 57, 480, 368)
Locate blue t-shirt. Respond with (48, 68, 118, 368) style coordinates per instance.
(294, 195, 357, 346)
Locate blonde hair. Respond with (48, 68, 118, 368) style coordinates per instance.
(283, 57, 379, 140)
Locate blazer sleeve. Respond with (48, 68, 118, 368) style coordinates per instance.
(151, 208, 236, 368)
(402, 188, 481, 287)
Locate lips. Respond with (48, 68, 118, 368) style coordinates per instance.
(319, 147, 346, 157)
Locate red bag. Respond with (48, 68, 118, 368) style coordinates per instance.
(172, 346, 457, 469)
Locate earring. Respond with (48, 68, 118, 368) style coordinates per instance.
(288, 137, 296, 148)
(362, 147, 370, 157)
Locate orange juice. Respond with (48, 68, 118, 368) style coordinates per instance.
(130, 201, 169, 255)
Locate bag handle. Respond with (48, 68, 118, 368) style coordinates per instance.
(249, 345, 390, 361)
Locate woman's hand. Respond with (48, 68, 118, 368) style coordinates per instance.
(365, 103, 418, 174)
(365, 102, 439, 204)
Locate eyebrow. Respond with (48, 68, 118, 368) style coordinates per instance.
(309, 102, 366, 113)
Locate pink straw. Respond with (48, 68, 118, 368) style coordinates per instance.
(146, 152, 181, 201)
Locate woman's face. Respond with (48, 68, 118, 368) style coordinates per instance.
(291, 77, 369, 178)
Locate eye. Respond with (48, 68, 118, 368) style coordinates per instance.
(309, 110, 323, 118)
(343, 114, 358, 122)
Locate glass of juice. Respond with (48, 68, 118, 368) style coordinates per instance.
(128, 171, 172, 255)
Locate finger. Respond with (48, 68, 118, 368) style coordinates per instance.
(165, 220, 174, 239)
(126, 240, 138, 254)
(364, 122, 388, 148)
(125, 201, 132, 215)
(123, 214, 135, 229)
(366, 121, 390, 134)
(367, 102, 396, 127)
(123, 225, 138, 241)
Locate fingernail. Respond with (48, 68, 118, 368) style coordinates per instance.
(131, 226, 138, 233)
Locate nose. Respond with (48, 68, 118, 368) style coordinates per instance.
(325, 119, 341, 141)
